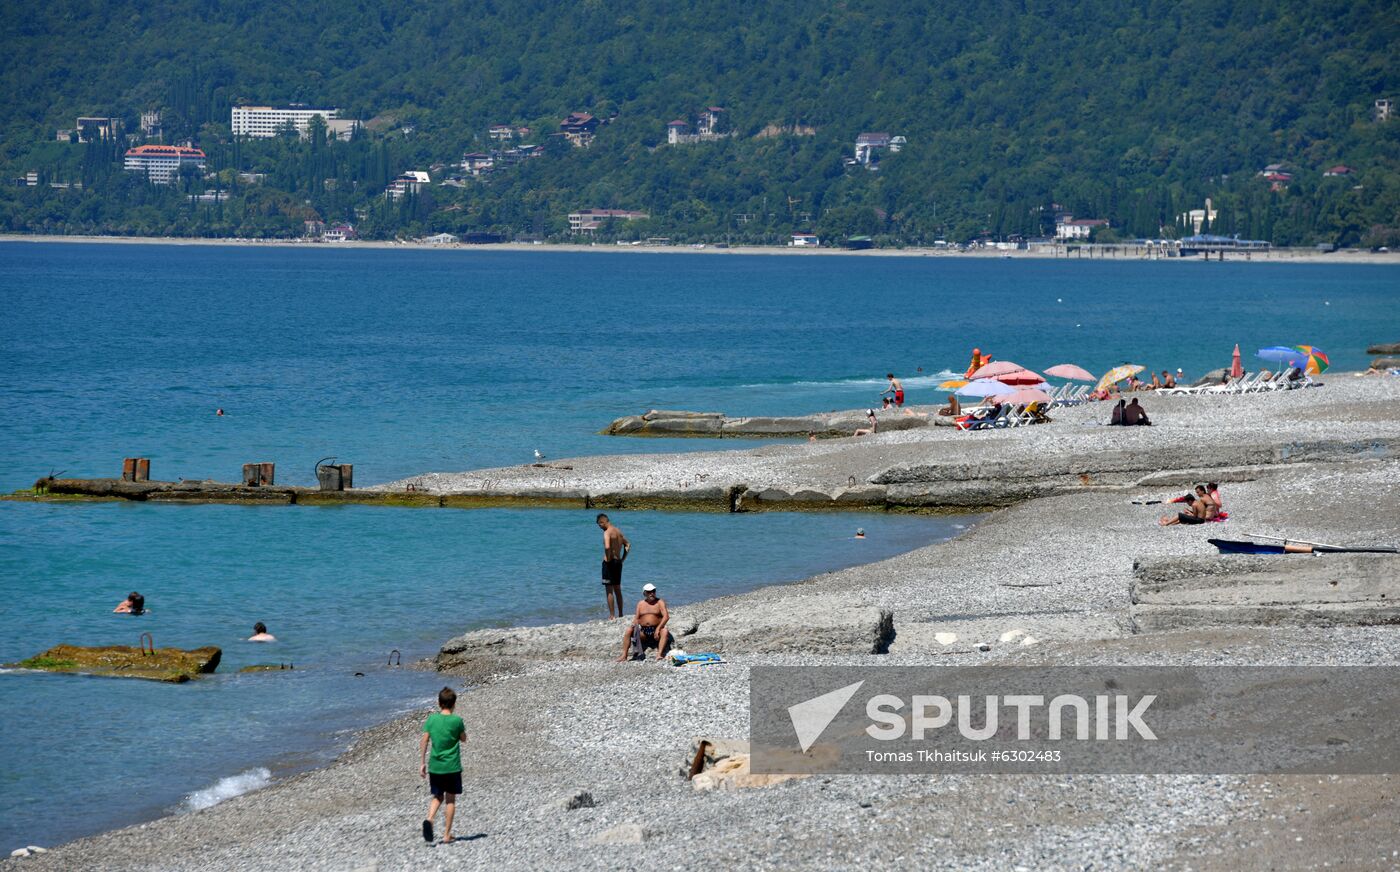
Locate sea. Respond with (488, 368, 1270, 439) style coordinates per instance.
(0, 241, 1395, 851)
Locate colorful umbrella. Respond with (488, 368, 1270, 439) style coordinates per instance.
(955, 379, 1017, 397)
(1257, 345, 1328, 374)
(1044, 364, 1094, 381)
(938, 379, 969, 389)
(1095, 364, 1145, 392)
(1230, 344, 1243, 379)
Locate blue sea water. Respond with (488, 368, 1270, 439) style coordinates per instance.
(0, 242, 1396, 851)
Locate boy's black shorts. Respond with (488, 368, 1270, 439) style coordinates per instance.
(429, 771, 462, 797)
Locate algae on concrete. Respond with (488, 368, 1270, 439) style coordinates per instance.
(13, 644, 222, 682)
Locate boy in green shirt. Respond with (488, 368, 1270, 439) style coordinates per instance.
(419, 687, 466, 844)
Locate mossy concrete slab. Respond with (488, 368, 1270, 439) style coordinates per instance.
(13, 644, 222, 682)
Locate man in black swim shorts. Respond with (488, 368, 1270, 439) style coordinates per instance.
(597, 513, 631, 618)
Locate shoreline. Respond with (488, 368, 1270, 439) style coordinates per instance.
(4, 233, 1399, 264)
(18, 377, 1400, 869)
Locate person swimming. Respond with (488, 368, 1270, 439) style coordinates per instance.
(248, 622, 277, 642)
(113, 592, 145, 615)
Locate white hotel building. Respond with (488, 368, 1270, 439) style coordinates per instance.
(231, 106, 356, 139)
(123, 145, 207, 184)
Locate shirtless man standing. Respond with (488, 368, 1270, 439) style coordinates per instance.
(884, 373, 905, 407)
(618, 583, 669, 661)
(596, 513, 631, 619)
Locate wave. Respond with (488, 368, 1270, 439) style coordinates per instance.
(183, 767, 272, 812)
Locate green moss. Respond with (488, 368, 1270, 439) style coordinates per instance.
(17, 656, 80, 671)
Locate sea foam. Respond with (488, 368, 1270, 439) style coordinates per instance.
(183, 767, 272, 812)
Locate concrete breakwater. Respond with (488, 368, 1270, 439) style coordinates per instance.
(603, 407, 939, 438)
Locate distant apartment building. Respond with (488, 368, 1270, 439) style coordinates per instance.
(488, 124, 516, 141)
(1376, 99, 1394, 123)
(122, 145, 207, 184)
(559, 112, 600, 147)
(76, 117, 121, 142)
(231, 106, 349, 139)
(1179, 199, 1218, 233)
(1055, 218, 1108, 240)
(567, 209, 648, 233)
(385, 171, 431, 200)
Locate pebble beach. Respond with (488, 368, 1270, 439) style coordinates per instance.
(15, 374, 1400, 870)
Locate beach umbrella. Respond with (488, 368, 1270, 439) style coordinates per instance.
(992, 368, 1047, 386)
(938, 379, 969, 389)
(1291, 345, 1329, 374)
(1230, 344, 1243, 379)
(1044, 364, 1094, 381)
(1257, 345, 1328, 374)
(996, 388, 1052, 405)
(955, 379, 1017, 397)
(968, 360, 1029, 380)
(1095, 364, 1145, 392)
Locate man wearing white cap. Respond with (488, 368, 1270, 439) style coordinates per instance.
(618, 583, 670, 661)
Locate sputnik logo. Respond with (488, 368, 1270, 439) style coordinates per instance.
(787, 680, 865, 752)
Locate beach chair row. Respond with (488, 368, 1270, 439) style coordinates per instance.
(955, 403, 1042, 430)
(1046, 384, 1094, 406)
(1156, 368, 1310, 397)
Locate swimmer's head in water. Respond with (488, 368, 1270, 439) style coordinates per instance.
(128, 592, 144, 615)
(253, 622, 267, 635)
(595, 513, 609, 527)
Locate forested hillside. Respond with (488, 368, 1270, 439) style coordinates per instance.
(2, 0, 1398, 245)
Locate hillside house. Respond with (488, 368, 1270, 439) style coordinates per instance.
(666, 107, 730, 145)
(697, 107, 725, 136)
(488, 125, 515, 141)
(789, 233, 820, 247)
(1055, 218, 1108, 240)
(1324, 165, 1353, 177)
(386, 171, 431, 200)
(560, 113, 599, 147)
(854, 132, 892, 165)
(322, 223, 356, 242)
(568, 209, 649, 234)
(462, 152, 494, 175)
(1376, 99, 1393, 123)
(1179, 199, 1218, 233)
(76, 117, 121, 142)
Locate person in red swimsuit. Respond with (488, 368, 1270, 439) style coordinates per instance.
(884, 373, 905, 407)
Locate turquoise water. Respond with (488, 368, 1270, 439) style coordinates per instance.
(0, 243, 1396, 850)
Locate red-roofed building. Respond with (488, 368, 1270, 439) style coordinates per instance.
(123, 145, 206, 184)
(1324, 165, 1353, 177)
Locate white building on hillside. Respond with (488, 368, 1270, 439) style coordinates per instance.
(567, 209, 649, 233)
(1055, 218, 1108, 240)
(122, 145, 206, 184)
(232, 106, 341, 139)
(386, 171, 431, 200)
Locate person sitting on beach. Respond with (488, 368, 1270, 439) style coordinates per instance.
(853, 409, 878, 437)
(1160, 485, 1217, 526)
(114, 592, 145, 615)
(938, 394, 962, 417)
(1123, 398, 1151, 426)
(881, 396, 894, 411)
(1161, 370, 1176, 388)
(807, 431, 818, 443)
(1109, 399, 1126, 425)
(883, 373, 905, 407)
(248, 622, 276, 642)
(1027, 402, 1051, 424)
(618, 583, 670, 661)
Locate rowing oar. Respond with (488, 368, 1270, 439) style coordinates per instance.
(1244, 532, 1399, 554)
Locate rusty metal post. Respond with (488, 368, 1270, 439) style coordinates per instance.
(260, 462, 275, 486)
(134, 458, 150, 481)
(122, 458, 138, 481)
(338, 464, 352, 489)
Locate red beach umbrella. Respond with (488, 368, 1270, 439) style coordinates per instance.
(1044, 364, 1095, 381)
(1230, 344, 1243, 379)
(995, 388, 1052, 405)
